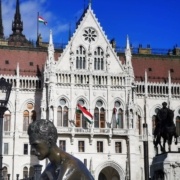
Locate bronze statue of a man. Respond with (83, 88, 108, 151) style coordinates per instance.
(28, 119, 94, 180)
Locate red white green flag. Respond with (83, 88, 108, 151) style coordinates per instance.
(77, 104, 93, 124)
(38, 16, 47, 25)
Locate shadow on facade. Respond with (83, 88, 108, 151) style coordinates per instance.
(150, 152, 167, 180)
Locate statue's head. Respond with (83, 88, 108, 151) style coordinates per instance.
(28, 119, 58, 160)
(162, 102, 167, 107)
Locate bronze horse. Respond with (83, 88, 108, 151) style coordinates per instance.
(153, 106, 178, 153)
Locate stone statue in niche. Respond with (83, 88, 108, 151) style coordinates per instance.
(28, 119, 94, 180)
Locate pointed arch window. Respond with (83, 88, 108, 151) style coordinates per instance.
(136, 113, 142, 135)
(94, 47, 104, 70)
(57, 98, 68, 127)
(2, 166, 8, 180)
(94, 100, 106, 128)
(23, 167, 28, 179)
(76, 99, 88, 128)
(76, 46, 86, 69)
(29, 166, 34, 178)
(112, 101, 124, 128)
(23, 103, 36, 131)
(4, 110, 11, 132)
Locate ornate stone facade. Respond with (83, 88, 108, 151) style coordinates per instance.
(0, 2, 179, 180)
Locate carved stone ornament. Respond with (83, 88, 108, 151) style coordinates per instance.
(82, 27, 97, 43)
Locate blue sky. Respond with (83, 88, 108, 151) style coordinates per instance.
(2, 0, 180, 49)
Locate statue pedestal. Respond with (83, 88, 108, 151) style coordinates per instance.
(150, 152, 180, 180)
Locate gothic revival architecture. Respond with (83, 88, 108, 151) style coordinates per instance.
(0, 1, 180, 180)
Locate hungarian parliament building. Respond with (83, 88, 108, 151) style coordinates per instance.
(0, 0, 180, 180)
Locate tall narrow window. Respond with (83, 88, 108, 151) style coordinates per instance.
(23, 111, 29, 131)
(94, 107, 99, 128)
(78, 141, 85, 152)
(136, 114, 142, 135)
(23, 167, 28, 178)
(94, 47, 104, 70)
(118, 109, 123, 128)
(24, 144, 28, 155)
(4, 110, 11, 132)
(57, 106, 62, 126)
(76, 46, 86, 69)
(100, 108, 105, 128)
(2, 167, 7, 180)
(23, 103, 36, 131)
(97, 141, 103, 152)
(94, 100, 106, 128)
(4, 143, 8, 155)
(63, 107, 68, 127)
(76, 99, 88, 128)
(115, 142, 122, 153)
(57, 99, 68, 127)
(112, 101, 123, 128)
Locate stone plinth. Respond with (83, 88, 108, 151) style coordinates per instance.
(150, 152, 180, 180)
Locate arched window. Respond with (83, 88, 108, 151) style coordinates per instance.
(94, 100, 106, 128)
(94, 47, 104, 70)
(23, 103, 36, 131)
(76, 99, 88, 128)
(118, 109, 123, 128)
(2, 166, 7, 180)
(23, 111, 29, 131)
(57, 98, 68, 127)
(112, 101, 124, 128)
(29, 166, 34, 178)
(4, 110, 11, 132)
(94, 107, 99, 128)
(76, 46, 86, 69)
(136, 113, 142, 135)
(23, 167, 28, 178)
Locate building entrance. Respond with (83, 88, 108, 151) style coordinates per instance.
(98, 166, 120, 180)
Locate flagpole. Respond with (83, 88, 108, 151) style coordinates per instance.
(37, 12, 39, 41)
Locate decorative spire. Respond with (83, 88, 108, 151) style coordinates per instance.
(126, 35, 131, 55)
(49, 30, 54, 48)
(8, 0, 32, 47)
(48, 30, 55, 64)
(88, 0, 92, 8)
(0, 0, 4, 39)
(125, 35, 132, 66)
(12, 0, 23, 35)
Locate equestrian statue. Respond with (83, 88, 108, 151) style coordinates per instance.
(153, 102, 178, 153)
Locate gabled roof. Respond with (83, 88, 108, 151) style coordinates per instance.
(57, 5, 124, 74)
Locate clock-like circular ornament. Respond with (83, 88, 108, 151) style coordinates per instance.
(82, 27, 97, 43)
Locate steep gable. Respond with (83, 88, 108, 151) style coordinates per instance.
(57, 6, 124, 74)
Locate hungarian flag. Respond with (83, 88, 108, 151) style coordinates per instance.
(38, 16, 47, 25)
(77, 104, 93, 124)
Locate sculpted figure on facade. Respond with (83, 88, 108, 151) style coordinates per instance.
(28, 119, 94, 180)
(106, 46, 110, 72)
(88, 45, 93, 71)
(69, 43, 75, 70)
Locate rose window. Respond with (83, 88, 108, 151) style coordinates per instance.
(83, 28, 97, 43)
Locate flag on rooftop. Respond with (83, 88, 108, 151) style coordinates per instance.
(77, 104, 93, 124)
(38, 16, 47, 25)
